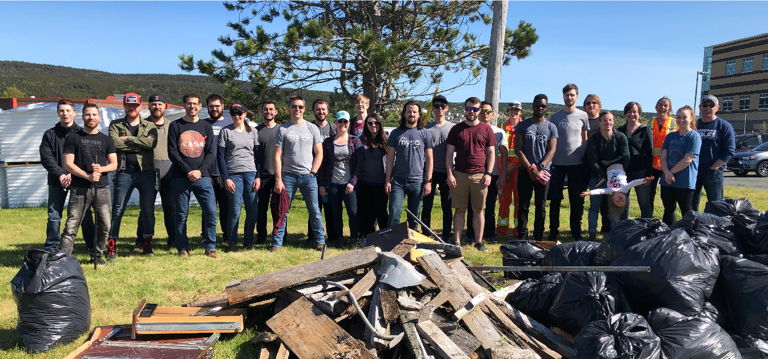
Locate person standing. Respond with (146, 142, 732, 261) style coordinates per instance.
(203, 94, 233, 243)
(354, 113, 389, 236)
(496, 101, 523, 236)
(143, 95, 175, 249)
(584, 94, 602, 139)
(386, 101, 433, 229)
(256, 101, 280, 244)
(446, 97, 496, 250)
(514, 94, 558, 241)
(617, 101, 653, 218)
(309, 98, 335, 238)
(546, 84, 589, 241)
(660, 106, 702, 225)
(693, 95, 735, 211)
(108, 93, 158, 256)
(422, 95, 455, 240)
(59, 104, 117, 264)
(649, 96, 676, 214)
(351, 94, 370, 138)
(168, 93, 219, 258)
(40, 99, 96, 252)
(272, 96, 326, 251)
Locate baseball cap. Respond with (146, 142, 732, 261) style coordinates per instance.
(123, 93, 141, 105)
(230, 103, 246, 114)
(335, 110, 351, 122)
(700, 95, 719, 107)
(147, 94, 165, 103)
(507, 101, 522, 109)
(432, 95, 448, 105)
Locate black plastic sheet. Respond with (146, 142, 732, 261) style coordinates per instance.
(500, 240, 546, 280)
(593, 218, 670, 265)
(575, 313, 662, 359)
(705, 198, 761, 250)
(648, 307, 740, 359)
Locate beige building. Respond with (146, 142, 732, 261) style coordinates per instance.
(702, 33, 768, 133)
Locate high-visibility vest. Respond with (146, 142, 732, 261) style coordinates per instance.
(503, 118, 520, 161)
(652, 115, 676, 170)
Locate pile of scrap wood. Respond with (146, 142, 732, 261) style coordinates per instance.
(186, 232, 575, 358)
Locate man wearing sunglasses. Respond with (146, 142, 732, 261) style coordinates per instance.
(422, 95, 455, 241)
(693, 95, 735, 211)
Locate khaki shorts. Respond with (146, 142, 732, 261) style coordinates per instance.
(451, 171, 487, 210)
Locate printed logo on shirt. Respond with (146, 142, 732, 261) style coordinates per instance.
(179, 130, 206, 158)
(609, 173, 622, 189)
(698, 129, 717, 140)
(285, 129, 314, 142)
(525, 131, 549, 144)
(398, 136, 422, 147)
(557, 120, 584, 131)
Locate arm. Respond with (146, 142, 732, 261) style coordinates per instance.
(385, 147, 395, 194)
(273, 146, 284, 193)
(642, 127, 654, 174)
(217, 145, 229, 180)
(109, 121, 132, 152)
(619, 177, 650, 193)
(445, 144, 457, 188)
(65, 153, 91, 181)
(482, 145, 495, 188)
(318, 139, 332, 188)
(542, 138, 557, 169)
(311, 142, 323, 174)
(669, 153, 696, 174)
(39, 132, 67, 178)
(350, 143, 364, 186)
(713, 124, 736, 170)
(199, 126, 216, 176)
(619, 135, 630, 169)
(101, 153, 118, 173)
(124, 124, 158, 150)
(586, 138, 602, 178)
(423, 147, 433, 195)
(660, 149, 674, 184)
(497, 144, 508, 186)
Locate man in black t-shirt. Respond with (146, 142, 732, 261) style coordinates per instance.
(59, 104, 118, 264)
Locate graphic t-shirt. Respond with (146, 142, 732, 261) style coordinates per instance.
(661, 130, 702, 189)
(514, 118, 558, 166)
(445, 121, 497, 174)
(549, 109, 589, 165)
(387, 127, 434, 181)
(275, 121, 323, 175)
(64, 130, 116, 188)
(315, 121, 337, 140)
(168, 118, 215, 178)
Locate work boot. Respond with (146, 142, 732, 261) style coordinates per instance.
(132, 238, 144, 255)
(315, 243, 326, 251)
(547, 230, 559, 242)
(142, 237, 154, 257)
(106, 238, 117, 262)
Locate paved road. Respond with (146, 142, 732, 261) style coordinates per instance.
(725, 171, 768, 190)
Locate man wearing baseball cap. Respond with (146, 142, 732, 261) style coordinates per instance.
(496, 101, 523, 236)
(142, 94, 176, 249)
(693, 94, 735, 211)
(107, 93, 158, 258)
(422, 95, 455, 241)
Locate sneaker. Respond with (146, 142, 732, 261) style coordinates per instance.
(179, 250, 189, 258)
(315, 243, 326, 251)
(270, 245, 281, 252)
(474, 242, 486, 251)
(142, 237, 154, 257)
(205, 250, 219, 259)
(106, 238, 117, 261)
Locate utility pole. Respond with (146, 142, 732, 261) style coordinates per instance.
(484, 0, 507, 127)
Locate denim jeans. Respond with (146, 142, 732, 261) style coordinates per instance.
(109, 171, 155, 242)
(421, 171, 452, 240)
(626, 169, 653, 219)
(388, 177, 424, 229)
(213, 176, 230, 242)
(44, 183, 95, 252)
(226, 172, 258, 246)
(587, 176, 604, 234)
(59, 186, 111, 257)
(692, 168, 724, 212)
(257, 174, 275, 243)
(273, 173, 325, 247)
(326, 184, 359, 241)
(172, 176, 218, 252)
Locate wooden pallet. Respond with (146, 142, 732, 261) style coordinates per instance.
(132, 299, 246, 339)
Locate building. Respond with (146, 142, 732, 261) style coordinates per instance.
(702, 33, 768, 133)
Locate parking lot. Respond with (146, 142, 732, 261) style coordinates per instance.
(725, 171, 768, 190)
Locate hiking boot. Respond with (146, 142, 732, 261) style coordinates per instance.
(142, 237, 154, 257)
(270, 246, 281, 252)
(179, 250, 189, 258)
(205, 250, 219, 259)
(474, 242, 487, 251)
(106, 238, 117, 261)
(315, 243, 326, 251)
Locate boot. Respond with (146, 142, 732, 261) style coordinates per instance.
(143, 236, 154, 257)
(132, 238, 144, 255)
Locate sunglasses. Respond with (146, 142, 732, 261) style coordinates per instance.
(465, 107, 480, 112)
(231, 111, 245, 116)
(290, 105, 305, 109)
(701, 103, 716, 108)
(367, 121, 380, 126)
(584, 101, 600, 105)
(433, 103, 446, 109)
(534, 104, 548, 109)
(480, 109, 493, 114)
(337, 119, 350, 123)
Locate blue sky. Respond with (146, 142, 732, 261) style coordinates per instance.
(1, 1, 766, 112)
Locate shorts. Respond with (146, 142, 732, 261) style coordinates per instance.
(451, 171, 487, 210)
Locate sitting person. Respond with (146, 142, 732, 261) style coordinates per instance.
(580, 164, 653, 228)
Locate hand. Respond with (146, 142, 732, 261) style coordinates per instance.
(345, 183, 354, 195)
(423, 182, 432, 196)
(252, 177, 261, 192)
(710, 164, 721, 171)
(643, 176, 655, 183)
(119, 136, 129, 141)
(89, 172, 101, 183)
(225, 179, 236, 193)
(187, 170, 202, 182)
(91, 163, 101, 173)
(481, 174, 491, 189)
(447, 174, 457, 189)
(580, 191, 591, 197)
(664, 171, 675, 184)
(274, 179, 285, 194)
(59, 174, 71, 188)
(319, 187, 327, 197)
(385, 181, 392, 195)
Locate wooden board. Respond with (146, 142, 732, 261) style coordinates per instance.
(267, 296, 377, 359)
(417, 320, 470, 359)
(132, 300, 245, 338)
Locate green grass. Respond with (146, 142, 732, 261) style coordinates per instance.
(1, 187, 767, 358)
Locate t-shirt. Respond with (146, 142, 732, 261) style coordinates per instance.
(587, 118, 601, 139)
(359, 146, 386, 184)
(426, 121, 455, 174)
(490, 125, 507, 176)
(331, 144, 351, 184)
(696, 117, 735, 170)
(661, 130, 702, 189)
(549, 109, 589, 166)
(219, 125, 259, 173)
(153, 120, 172, 179)
(168, 118, 215, 178)
(351, 119, 365, 138)
(204, 116, 233, 177)
(256, 122, 280, 175)
(387, 127, 433, 181)
(445, 121, 497, 174)
(64, 130, 116, 188)
(514, 118, 558, 166)
(124, 123, 140, 172)
(275, 121, 323, 175)
(315, 121, 337, 139)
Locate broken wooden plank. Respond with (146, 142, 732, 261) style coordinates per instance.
(227, 247, 380, 305)
(453, 293, 487, 321)
(266, 296, 377, 359)
(417, 320, 471, 359)
(398, 302, 428, 359)
(183, 293, 229, 308)
(380, 288, 400, 324)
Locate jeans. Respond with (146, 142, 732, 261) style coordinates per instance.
(59, 186, 111, 257)
(648, 168, 663, 218)
(158, 173, 178, 245)
(587, 176, 605, 234)
(626, 169, 653, 219)
(213, 176, 230, 242)
(547, 164, 586, 236)
(172, 176, 218, 253)
(661, 185, 694, 226)
(257, 174, 276, 243)
(517, 168, 547, 240)
(467, 175, 498, 240)
(326, 184, 359, 241)
(356, 182, 388, 236)
(109, 171, 155, 242)
(273, 173, 325, 247)
(388, 178, 424, 229)
(44, 183, 95, 252)
(421, 171, 452, 240)
(692, 168, 724, 212)
(226, 172, 258, 246)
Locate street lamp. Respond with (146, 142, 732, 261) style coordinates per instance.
(694, 71, 710, 116)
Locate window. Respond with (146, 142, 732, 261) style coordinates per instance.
(763, 54, 768, 71)
(743, 135, 760, 148)
(726, 60, 736, 75)
(743, 56, 753, 73)
(760, 93, 768, 110)
(723, 96, 733, 112)
(740, 94, 751, 111)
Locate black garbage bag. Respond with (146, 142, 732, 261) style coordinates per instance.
(500, 240, 546, 280)
(647, 307, 740, 359)
(717, 256, 768, 340)
(548, 271, 628, 335)
(10, 249, 90, 352)
(705, 198, 761, 248)
(748, 215, 768, 254)
(575, 313, 662, 359)
(506, 273, 562, 326)
(593, 218, 670, 265)
(746, 254, 768, 266)
(732, 335, 768, 359)
(671, 211, 742, 256)
(612, 228, 720, 315)
(542, 241, 600, 267)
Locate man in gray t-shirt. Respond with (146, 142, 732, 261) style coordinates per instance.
(255, 101, 280, 244)
(422, 95, 455, 240)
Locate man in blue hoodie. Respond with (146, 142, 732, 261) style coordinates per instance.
(693, 95, 735, 211)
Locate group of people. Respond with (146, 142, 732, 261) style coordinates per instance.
(39, 85, 736, 263)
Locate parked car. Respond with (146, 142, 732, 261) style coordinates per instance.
(735, 133, 768, 153)
(727, 141, 768, 177)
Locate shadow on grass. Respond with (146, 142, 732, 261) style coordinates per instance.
(0, 327, 20, 351)
(0, 242, 42, 268)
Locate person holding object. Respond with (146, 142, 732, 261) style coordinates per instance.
(660, 106, 702, 225)
(580, 163, 654, 228)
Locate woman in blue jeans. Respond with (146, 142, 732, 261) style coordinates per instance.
(218, 104, 261, 251)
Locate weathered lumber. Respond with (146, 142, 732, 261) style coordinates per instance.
(398, 302, 428, 359)
(226, 247, 380, 305)
(417, 320, 471, 359)
(183, 294, 229, 308)
(266, 296, 376, 359)
(365, 284, 390, 349)
(453, 293, 487, 321)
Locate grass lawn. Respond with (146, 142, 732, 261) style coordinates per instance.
(1, 186, 767, 358)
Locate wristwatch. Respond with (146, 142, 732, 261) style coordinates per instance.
(424, 178, 433, 183)
(483, 172, 492, 177)
(310, 171, 317, 177)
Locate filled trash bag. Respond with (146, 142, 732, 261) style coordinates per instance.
(732, 335, 768, 359)
(748, 215, 768, 254)
(542, 241, 600, 267)
(500, 240, 546, 280)
(705, 198, 761, 248)
(717, 256, 768, 340)
(671, 211, 741, 256)
(612, 228, 720, 315)
(647, 307, 740, 359)
(593, 218, 670, 265)
(10, 249, 91, 352)
(549, 271, 628, 335)
(575, 313, 662, 359)
(746, 254, 768, 266)
(506, 273, 562, 326)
